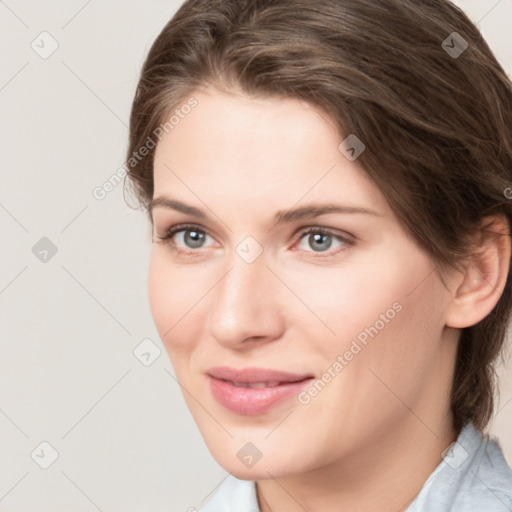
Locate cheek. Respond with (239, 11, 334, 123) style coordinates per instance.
(326, 256, 447, 406)
(298, 245, 445, 380)
(147, 250, 205, 357)
(290, 258, 448, 447)
(147, 251, 172, 334)
(283, 250, 415, 353)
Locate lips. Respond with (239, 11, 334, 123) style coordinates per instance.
(207, 366, 314, 415)
(229, 381, 281, 388)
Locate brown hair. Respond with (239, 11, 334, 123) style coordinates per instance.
(124, 0, 512, 433)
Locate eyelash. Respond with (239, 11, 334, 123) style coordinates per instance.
(154, 223, 355, 259)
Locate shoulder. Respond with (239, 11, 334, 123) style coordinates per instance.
(408, 423, 512, 511)
(475, 430, 512, 508)
(199, 474, 260, 512)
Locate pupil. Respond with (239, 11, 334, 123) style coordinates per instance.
(310, 232, 332, 252)
(185, 230, 205, 248)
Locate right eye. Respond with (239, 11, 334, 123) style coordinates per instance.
(154, 223, 215, 254)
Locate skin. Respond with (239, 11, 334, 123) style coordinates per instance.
(148, 86, 511, 511)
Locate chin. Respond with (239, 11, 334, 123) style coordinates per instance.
(209, 445, 305, 481)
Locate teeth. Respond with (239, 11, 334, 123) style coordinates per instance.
(230, 381, 281, 388)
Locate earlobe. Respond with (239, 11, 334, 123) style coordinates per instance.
(445, 215, 511, 329)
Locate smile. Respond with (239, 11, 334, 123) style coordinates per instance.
(206, 366, 314, 415)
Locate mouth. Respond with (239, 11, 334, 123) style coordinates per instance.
(224, 380, 287, 388)
(206, 366, 315, 415)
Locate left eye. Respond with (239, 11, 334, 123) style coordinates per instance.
(296, 228, 351, 254)
(154, 224, 353, 256)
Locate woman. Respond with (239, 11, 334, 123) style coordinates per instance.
(124, 0, 512, 510)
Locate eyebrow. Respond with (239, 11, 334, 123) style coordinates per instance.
(148, 196, 382, 225)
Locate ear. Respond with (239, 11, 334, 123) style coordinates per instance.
(445, 214, 511, 329)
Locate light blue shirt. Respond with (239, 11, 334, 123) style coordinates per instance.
(199, 423, 512, 511)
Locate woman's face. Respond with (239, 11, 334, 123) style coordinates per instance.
(149, 87, 457, 479)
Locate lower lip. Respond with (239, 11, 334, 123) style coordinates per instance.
(208, 376, 314, 415)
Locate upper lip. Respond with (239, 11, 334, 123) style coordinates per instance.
(207, 366, 313, 384)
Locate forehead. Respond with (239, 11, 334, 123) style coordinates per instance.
(152, 88, 388, 219)
(155, 88, 337, 162)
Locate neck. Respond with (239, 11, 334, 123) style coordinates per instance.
(256, 414, 458, 512)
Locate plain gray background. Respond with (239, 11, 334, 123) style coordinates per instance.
(1, 1, 511, 510)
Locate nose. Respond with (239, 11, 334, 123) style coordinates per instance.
(207, 249, 285, 349)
